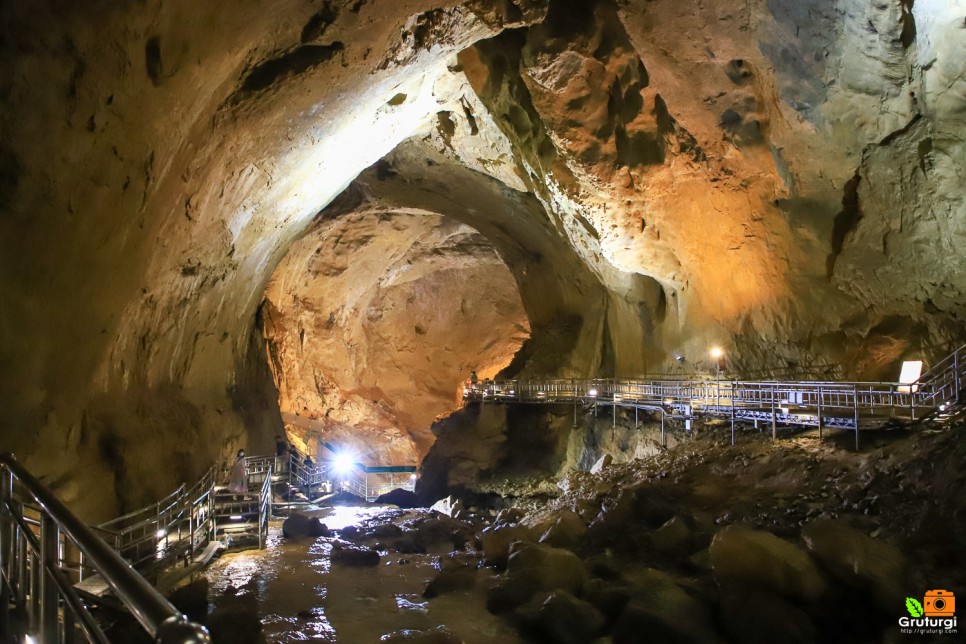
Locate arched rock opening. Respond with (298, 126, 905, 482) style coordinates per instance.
(261, 208, 530, 466)
(0, 0, 963, 517)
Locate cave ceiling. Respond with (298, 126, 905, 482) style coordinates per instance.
(0, 0, 963, 514)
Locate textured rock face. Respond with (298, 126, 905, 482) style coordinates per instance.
(262, 210, 529, 463)
(0, 0, 964, 512)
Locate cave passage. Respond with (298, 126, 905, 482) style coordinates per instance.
(261, 207, 531, 468)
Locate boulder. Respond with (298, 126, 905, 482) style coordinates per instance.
(514, 590, 606, 644)
(330, 540, 380, 566)
(581, 578, 632, 623)
(611, 569, 716, 644)
(650, 515, 694, 557)
(801, 519, 906, 612)
(423, 563, 478, 598)
(282, 513, 330, 539)
(376, 488, 419, 508)
(719, 586, 816, 644)
(590, 454, 613, 474)
(604, 568, 719, 643)
(371, 522, 404, 539)
(481, 524, 533, 566)
(487, 542, 587, 612)
(430, 495, 463, 517)
(494, 507, 526, 525)
(538, 509, 587, 548)
(589, 483, 677, 540)
(710, 525, 826, 602)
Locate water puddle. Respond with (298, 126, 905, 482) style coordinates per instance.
(204, 505, 523, 642)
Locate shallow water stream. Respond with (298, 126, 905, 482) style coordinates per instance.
(204, 506, 524, 643)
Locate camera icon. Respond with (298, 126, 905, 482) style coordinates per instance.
(924, 590, 956, 617)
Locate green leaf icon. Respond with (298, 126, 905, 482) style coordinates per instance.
(906, 597, 924, 617)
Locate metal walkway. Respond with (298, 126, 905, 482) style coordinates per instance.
(463, 345, 965, 450)
(339, 464, 417, 502)
(0, 454, 211, 643)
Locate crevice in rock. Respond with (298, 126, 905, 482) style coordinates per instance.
(878, 113, 921, 146)
(145, 36, 162, 86)
(459, 97, 479, 135)
(301, 2, 338, 43)
(826, 171, 863, 279)
(436, 110, 457, 147)
(229, 42, 345, 104)
(899, 0, 916, 49)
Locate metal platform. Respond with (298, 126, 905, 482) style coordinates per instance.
(463, 344, 965, 450)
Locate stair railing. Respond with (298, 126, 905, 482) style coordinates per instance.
(0, 453, 210, 643)
(257, 468, 272, 549)
(915, 344, 964, 408)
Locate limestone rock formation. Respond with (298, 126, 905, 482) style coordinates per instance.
(263, 209, 529, 464)
(0, 0, 963, 512)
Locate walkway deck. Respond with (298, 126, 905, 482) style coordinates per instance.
(463, 344, 965, 450)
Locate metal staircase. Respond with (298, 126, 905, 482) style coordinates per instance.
(0, 448, 331, 642)
(465, 344, 965, 450)
(0, 454, 210, 643)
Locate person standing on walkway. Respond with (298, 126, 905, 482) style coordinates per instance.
(275, 434, 290, 474)
(229, 449, 247, 494)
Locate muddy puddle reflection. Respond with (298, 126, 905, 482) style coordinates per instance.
(205, 505, 523, 643)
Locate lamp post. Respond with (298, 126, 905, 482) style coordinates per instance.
(710, 347, 723, 409)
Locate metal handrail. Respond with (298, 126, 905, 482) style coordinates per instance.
(258, 467, 272, 549)
(0, 453, 210, 643)
(465, 344, 965, 450)
(97, 483, 187, 531)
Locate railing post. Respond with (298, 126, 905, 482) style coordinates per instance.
(771, 384, 777, 440)
(910, 383, 915, 421)
(955, 350, 961, 404)
(0, 468, 11, 635)
(730, 380, 736, 447)
(17, 522, 27, 604)
(853, 384, 860, 451)
(817, 386, 824, 441)
(40, 514, 59, 642)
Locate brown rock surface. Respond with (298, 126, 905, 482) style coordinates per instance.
(0, 0, 963, 513)
(263, 209, 529, 464)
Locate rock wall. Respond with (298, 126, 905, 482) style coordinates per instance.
(0, 0, 549, 517)
(262, 209, 529, 464)
(0, 0, 963, 513)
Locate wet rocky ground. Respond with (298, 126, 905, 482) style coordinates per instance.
(172, 421, 965, 643)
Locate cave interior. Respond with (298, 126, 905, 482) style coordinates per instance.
(1, 0, 965, 642)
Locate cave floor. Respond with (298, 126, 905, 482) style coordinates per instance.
(203, 507, 523, 643)
(189, 421, 965, 643)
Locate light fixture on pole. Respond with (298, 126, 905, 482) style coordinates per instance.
(710, 347, 724, 408)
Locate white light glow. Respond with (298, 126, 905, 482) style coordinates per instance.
(332, 452, 355, 476)
(897, 360, 923, 393)
(230, 515, 243, 520)
(156, 529, 166, 539)
(710, 347, 723, 359)
(588, 388, 598, 397)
